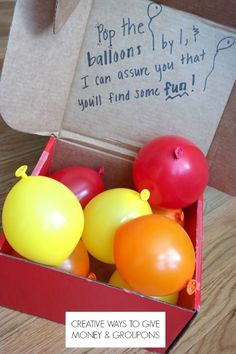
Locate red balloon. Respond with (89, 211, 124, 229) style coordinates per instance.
(50, 166, 105, 208)
(11, 249, 24, 259)
(133, 135, 208, 209)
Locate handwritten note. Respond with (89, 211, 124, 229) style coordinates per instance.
(62, 0, 236, 154)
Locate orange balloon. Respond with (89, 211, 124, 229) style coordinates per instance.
(153, 207, 184, 227)
(114, 214, 195, 296)
(58, 240, 90, 277)
(11, 240, 90, 277)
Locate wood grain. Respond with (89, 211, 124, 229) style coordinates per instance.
(0, 2, 236, 354)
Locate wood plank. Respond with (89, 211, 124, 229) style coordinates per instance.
(184, 310, 236, 354)
(0, 1, 15, 71)
(0, 118, 48, 221)
(0, 307, 147, 354)
(171, 261, 236, 353)
(0, 307, 36, 339)
(203, 187, 231, 216)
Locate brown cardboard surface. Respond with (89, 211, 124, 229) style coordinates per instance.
(54, 0, 80, 34)
(0, 0, 93, 134)
(53, 0, 236, 31)
(53, 0, 236, 32)
(0, 0, 235, 195)
(61, 0, 236, 156)
(160, 0, 236, 29)
(50, 139, 134, 190)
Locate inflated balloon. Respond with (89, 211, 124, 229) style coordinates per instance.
(114, 214, 195, 296)
(11, 240, 90, 277)
(82, 188, 152, 264)
(109, 270, 179, 305)
(58, 240, 90, 277)
(155, 292, 179, 305)
(133, 135, 208, 209)
(2, 165, 84, 266)
(49, 166, 104, 208)
(109, 270, 131, 289)
(153, 207, 184, 227)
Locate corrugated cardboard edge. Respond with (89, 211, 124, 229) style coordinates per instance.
(54, 0, 80, 34)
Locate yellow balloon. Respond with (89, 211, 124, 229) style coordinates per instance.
(82, 188, 152, 264)
(109, 270, 179, 305)
(109, 270, 131, 289)
(2, 165, 84, 266)
(154, 293, 179, 305)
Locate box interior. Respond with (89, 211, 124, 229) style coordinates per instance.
(0, 137, 201, 313)
(52, 139, 202, 311)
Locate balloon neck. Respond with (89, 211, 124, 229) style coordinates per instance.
(15, 165, 28, 179)
(140, 189, 150, 201)
(173, 147, 184, 159)
(178, 211, 184, 224)
(98, 166, 105, 175)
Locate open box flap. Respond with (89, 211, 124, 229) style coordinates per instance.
(0, 0, 236, 195)
(0, 0, 93, 135)
(54, 0, 80, 34)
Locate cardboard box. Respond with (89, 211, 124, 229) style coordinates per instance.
(0, 0, 235, 352)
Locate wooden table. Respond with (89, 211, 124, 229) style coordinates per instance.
(0, 2, 236, 353)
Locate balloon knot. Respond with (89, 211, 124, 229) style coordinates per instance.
(186, 279, 198, 295)
(87, 272, 96, 280)
(15, 165, 28, 179)
(98, 166, 105, 175)
(173, 147, 184, 159)
(176, 210, 185, 223)
(140, 189, 150, 201)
